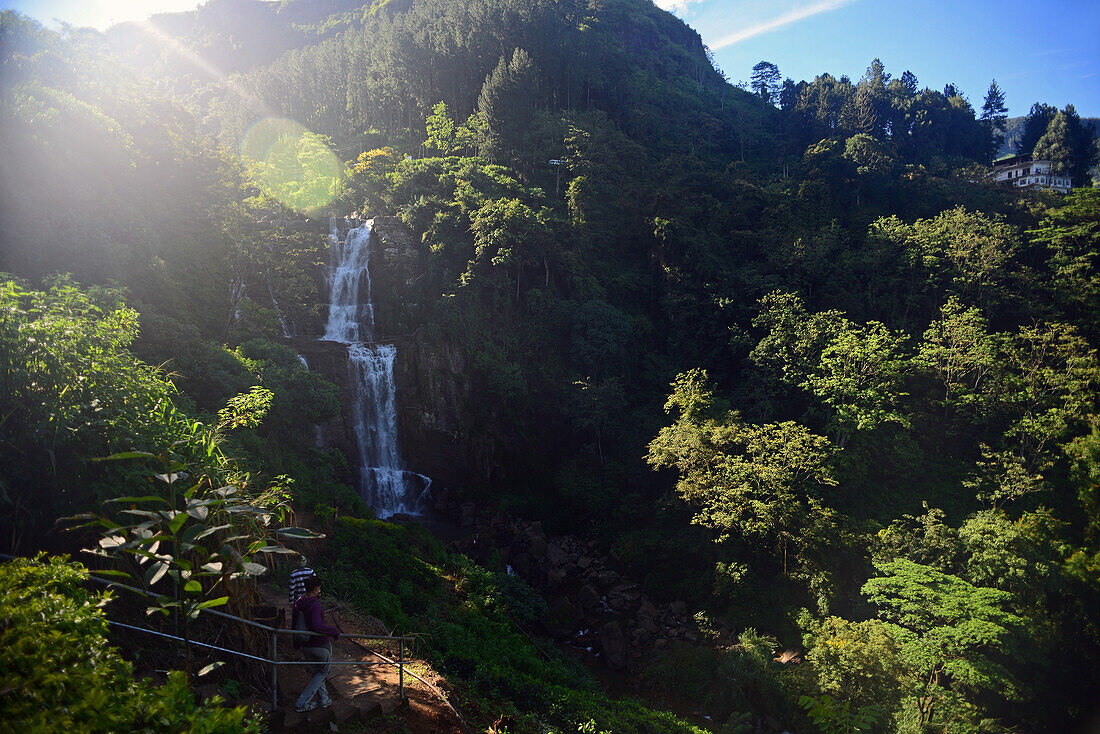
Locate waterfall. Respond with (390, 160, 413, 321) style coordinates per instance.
(324, 220, 375, 342)
(323, 218, 428, 516)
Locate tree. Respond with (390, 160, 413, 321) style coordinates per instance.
(915, 297, 997, 423)
(477, 48, 539, 166)
(1031, 188, 1100, 335)
(425, 100, 457, 155)
(801, 318, 911, 447)
(779, 77, 799, 111)
(750, 292, 910, 447)
(990, 321, 1098, 472)
(647, 369, 837, 573)
(750, 61, 781, 106)
(803, 615, 906, 715)
(843, 132, 895, 205)
(862, 559, 1026, 729)
(899, 70, 918, 95)
(979, 79, 1008, 158)
(0, 276, 187, 552)
(874, 206, 1020, 309)
(1033, 109, 1075, 175)
(1015, 102, 1057, 155)
(1060, 104, 1099, 186)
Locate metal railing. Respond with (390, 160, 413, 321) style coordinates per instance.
(0, 555, 410, 709)
(86, 572, 412, 709)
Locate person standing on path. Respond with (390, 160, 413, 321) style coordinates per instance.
(288, 554, 314, 605)
(291, 574, 340, 712)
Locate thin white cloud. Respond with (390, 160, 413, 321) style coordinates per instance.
(653, 0, 706, 12)
(711, 0, 858, 48)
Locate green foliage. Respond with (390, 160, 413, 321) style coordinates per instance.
(915, 298, 997, 424)
(870, 207, 1019, 310)
(319, 516, 704, 733)
(648, 368, 838, 580)
(803, 616, 907, 717)
(234, 339, 340, 446)
(798, 694, 883, 734)
(862, 559, 1026, 727)
(68, 437, 319, 672)
(1030, 188, 1100, 335)
(0, 276, 188, 551)
(0, 555, 261, 733)
(217, 385, 274, 431)
(751, 292, 910, 447)
(3, 3, 1099, 730)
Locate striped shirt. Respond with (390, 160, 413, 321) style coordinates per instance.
(289, 566, 314, 604)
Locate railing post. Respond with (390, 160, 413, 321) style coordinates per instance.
(399, 637, 405, 701)
(270, 631, 278, 710)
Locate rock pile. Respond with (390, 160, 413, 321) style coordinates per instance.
(435, 495, 735, 671)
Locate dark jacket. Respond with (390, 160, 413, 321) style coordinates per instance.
(291, 594, 340, 649)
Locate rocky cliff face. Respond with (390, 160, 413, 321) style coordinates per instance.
(278, 215, 483, 495)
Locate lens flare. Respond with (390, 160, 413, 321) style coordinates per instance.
(241, 118, 342, 213)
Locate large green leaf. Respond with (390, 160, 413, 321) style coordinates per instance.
(275, 526, 325, 539)
(94, 451, 158, 461)
(105, 495, 168, 505)
(146, 560, 169, 586)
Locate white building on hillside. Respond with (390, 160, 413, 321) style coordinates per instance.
(992, 154, 1072, 193)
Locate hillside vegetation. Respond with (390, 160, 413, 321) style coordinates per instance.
(1, 1, 1099, 732)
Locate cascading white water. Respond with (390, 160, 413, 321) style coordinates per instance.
(324, 220, 375, 342)
(323, 218, 428, 516)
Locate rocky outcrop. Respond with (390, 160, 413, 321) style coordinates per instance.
(368, 216, 422, 337)
(441, 504, 734, 672)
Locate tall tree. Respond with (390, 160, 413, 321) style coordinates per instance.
(1015, 102, 1057, 156)
(646, 369, 837, 574)
(899, 70, 919, 95)
(1033, 109, 1075, 175)
(750, 60, 782, 106)
(980, 79, 1008, 158)
(476, 48, 540, 166)
(862, 559, 1026, 729)
(1060, 104, 1099, 186)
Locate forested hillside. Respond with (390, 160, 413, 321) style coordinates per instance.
(2, 0, 1099, 732)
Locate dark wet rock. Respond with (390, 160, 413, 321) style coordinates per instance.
(598, 620, 628, 670)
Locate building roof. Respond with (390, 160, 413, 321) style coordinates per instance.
(993, 153, 1030, 167)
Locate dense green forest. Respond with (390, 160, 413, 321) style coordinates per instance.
(2, 0, 1099, 732)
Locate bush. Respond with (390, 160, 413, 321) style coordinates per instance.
(0, 555, 261, 733)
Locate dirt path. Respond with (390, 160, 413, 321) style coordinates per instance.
(259, 584, 467, 733)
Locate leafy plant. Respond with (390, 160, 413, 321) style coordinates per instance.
(798, 694, 882, 734)
(0, 554, 262, 733)
(69, 436, 320, 674)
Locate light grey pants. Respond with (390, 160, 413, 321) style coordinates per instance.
(295, 645, 332, 709)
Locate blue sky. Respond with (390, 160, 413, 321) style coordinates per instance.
(6, 0, 1099, 117)
(661, 0, 1100, 117)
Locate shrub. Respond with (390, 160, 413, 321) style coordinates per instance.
(0, 555, 261, 733)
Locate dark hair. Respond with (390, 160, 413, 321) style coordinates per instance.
(304, 574, 321, 593)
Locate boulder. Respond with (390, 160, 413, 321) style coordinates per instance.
(576, 584, 602, 613)
(547, 566, 567, 587)
(527, 535, 548, 560)
(545, 541, 568, 567)
(598, 620, 628, 670)
(596, 569, 619, 587)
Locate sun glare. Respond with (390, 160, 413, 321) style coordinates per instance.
(241, 118, 343, 214)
